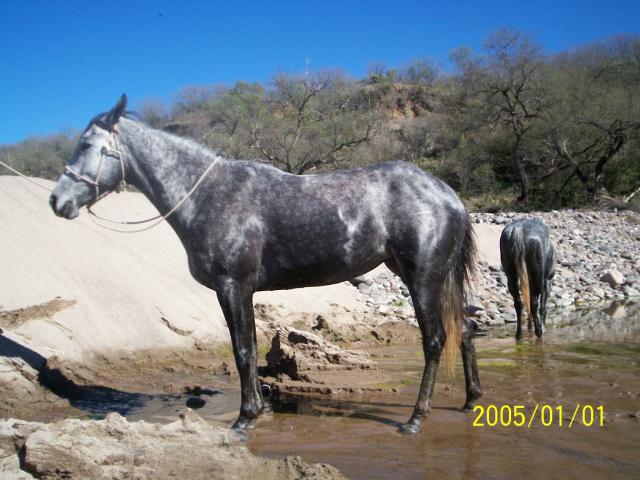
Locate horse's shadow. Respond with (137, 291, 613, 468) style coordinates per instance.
(0, 334, 152, 417)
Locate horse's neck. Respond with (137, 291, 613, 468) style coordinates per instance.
(119, 120, 222, 229)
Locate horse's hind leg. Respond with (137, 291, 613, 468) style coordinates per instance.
(530, 288, 543, 337)
(216, 280, 264, 430)
(461, 318, 482, 409)
(507, 276, 525, 339)
(399, 275, 445, 434)
(540, 277, 551, 328)
(528, 261, 545, 337)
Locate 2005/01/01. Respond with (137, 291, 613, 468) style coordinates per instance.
(472, 404, 605, 428)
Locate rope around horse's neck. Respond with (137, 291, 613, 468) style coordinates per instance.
(0, 159, 54, 192)
(87, 156, 220, 233)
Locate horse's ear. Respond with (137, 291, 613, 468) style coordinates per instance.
(106, 94, 128, 126)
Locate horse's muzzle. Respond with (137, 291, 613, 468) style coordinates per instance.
(50, 193, 80, 219)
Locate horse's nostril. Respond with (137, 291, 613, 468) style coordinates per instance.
(49, 194, 58, 210)
(61, 200, 73, 216)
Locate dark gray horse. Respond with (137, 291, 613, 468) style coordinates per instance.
(500, 219, 555, 339)
(49, 95, 482, 433)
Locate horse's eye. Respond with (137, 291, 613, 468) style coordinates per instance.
(80, 143, 92, 151)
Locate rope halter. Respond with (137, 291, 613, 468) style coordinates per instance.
(63, 122, 220, 233)
(64, 126, 127, 207)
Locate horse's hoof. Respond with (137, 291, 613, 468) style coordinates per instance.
(231, 416, 257, 432)
(462, 392, 482, 411)
(229, 427, 249, 441)
(398, 422, 420, 434)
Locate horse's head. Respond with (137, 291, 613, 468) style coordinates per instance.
(50, 94, 128, 219)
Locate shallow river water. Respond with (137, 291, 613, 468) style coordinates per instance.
(63, 302, 640, 479)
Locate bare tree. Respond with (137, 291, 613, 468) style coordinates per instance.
(248, 72, 379, 174)
(480, 29, 545, 204)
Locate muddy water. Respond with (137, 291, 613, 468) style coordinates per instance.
(50, 302, 640, 479)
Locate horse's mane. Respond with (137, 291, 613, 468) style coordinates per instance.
(84, 111, 143, 133)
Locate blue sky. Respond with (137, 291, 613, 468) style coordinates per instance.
(0, 0, 638, 145)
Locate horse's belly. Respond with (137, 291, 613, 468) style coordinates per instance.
(256, 249, 388, 290)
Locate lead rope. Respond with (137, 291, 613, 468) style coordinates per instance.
(0, 132, 220, 234)
(0, 159, 54, 192)
(87, 156, 219, 233)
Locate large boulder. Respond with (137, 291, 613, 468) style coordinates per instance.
(265, 326, 375, 382)
(262, 326, 395, 394)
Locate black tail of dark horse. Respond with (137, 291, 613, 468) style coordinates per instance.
(441, 214, 477, 375)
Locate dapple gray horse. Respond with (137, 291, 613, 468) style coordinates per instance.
(50, 95, 482, 433)
(500, 219, 555, 339)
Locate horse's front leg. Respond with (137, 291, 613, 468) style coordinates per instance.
(216, 280, 264, 430)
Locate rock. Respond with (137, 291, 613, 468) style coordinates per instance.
(465, 305, 485, 317)
(555, 297, 574, 307)
(312, 315, 330, 332)
(185, 397, 206, 409)
(183, 386, 219, 396)
(0, 414, 346, 479)
(368, 290, 386, 303)
(623, 286, 640, 297)
(265, 326, 375, 382)
(485, 317, 505, 326)
(375, 272, 390, 280)
(600, 270, 625, 287)
(0, 356, 69, 414)
(348, 276, 368, 287)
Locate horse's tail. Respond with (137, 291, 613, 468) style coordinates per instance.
(442, 213, 477, 376)
(513, 227, 532, 322)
